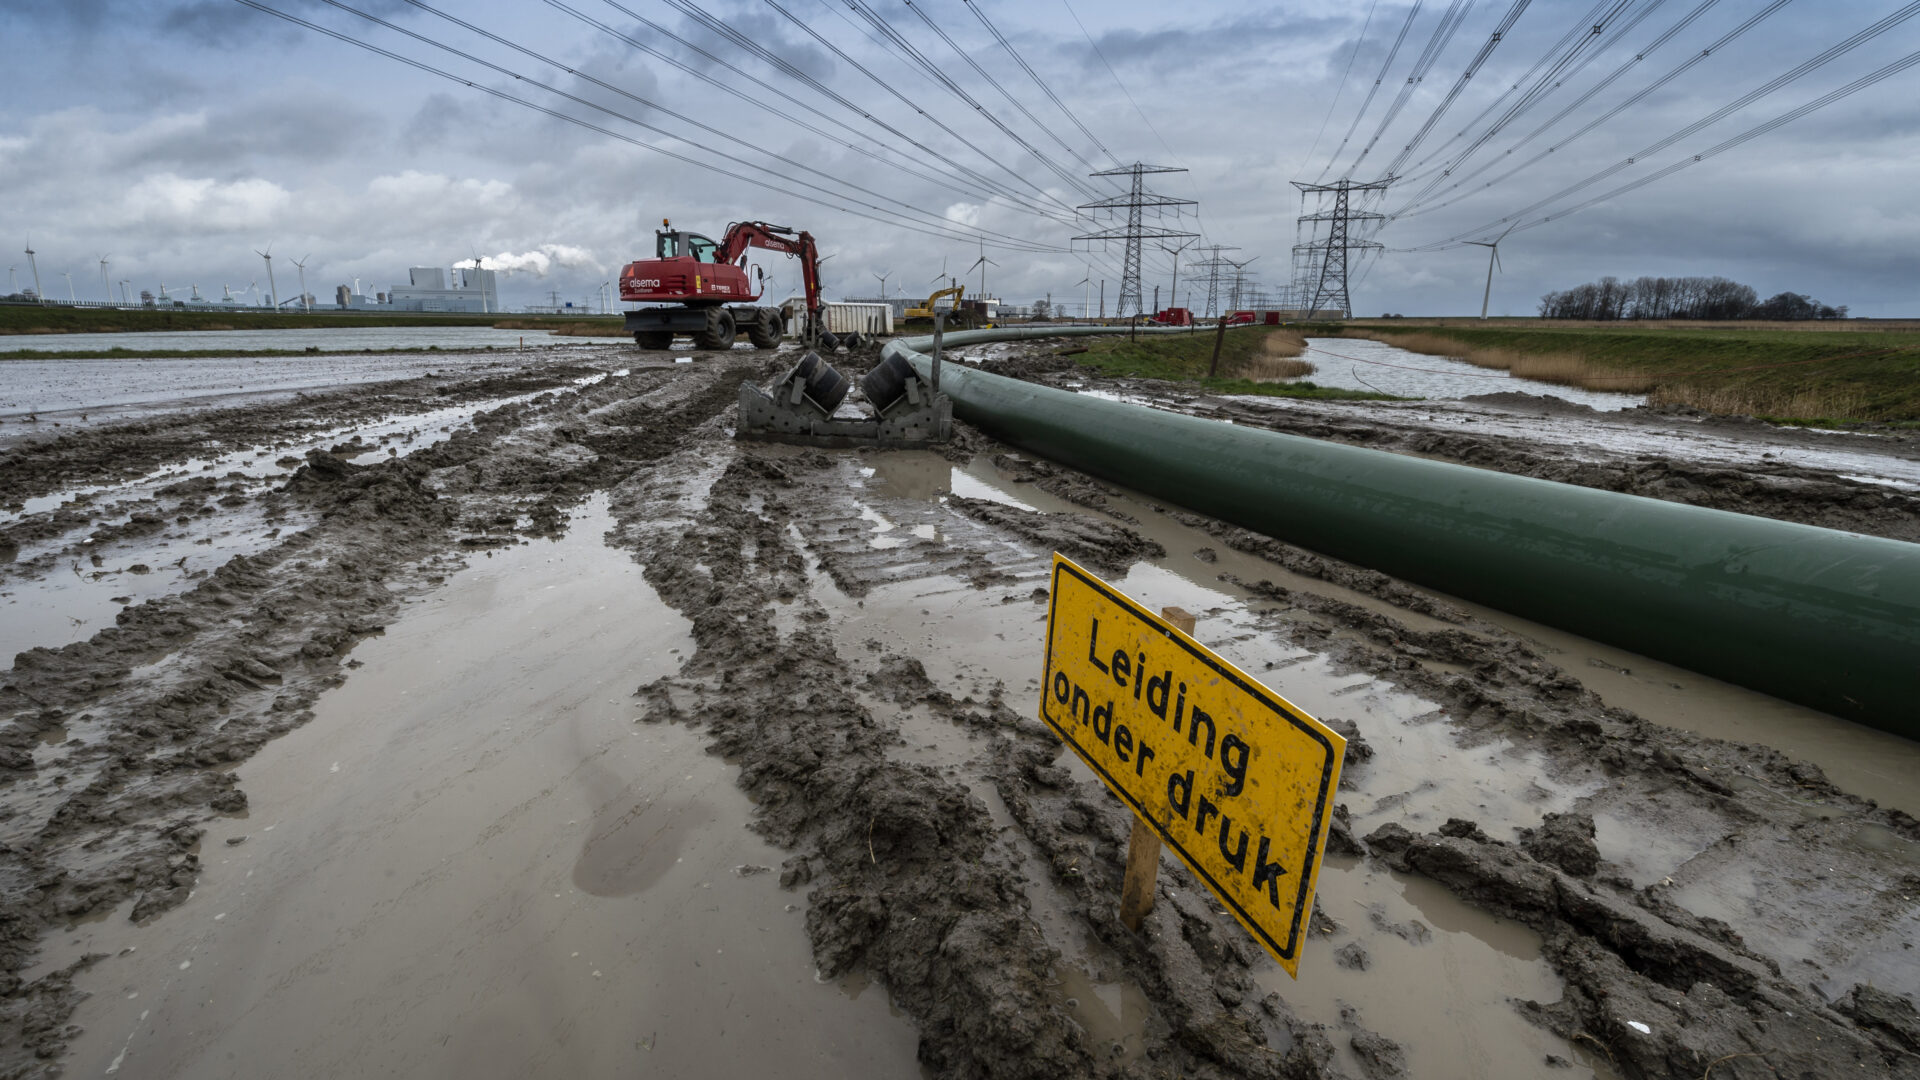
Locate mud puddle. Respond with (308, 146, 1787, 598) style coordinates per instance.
(0, 349, 575, 431)
(800, 449, 1625, 1076)
(51, 493, 923, 1078)
(1432, 593, 1920, 815)
(1, 378, 635, 662)
(875, 443, 1920, 817)
(1272, 855, 1616, 1079)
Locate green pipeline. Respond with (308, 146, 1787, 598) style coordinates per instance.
(884, 326, 1920, 737)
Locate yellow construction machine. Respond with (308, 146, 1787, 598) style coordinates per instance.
(906, 284, 963, 319)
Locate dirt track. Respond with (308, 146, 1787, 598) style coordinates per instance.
(3, 343, 1917, 1079)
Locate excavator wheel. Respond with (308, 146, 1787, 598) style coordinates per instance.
(746, 308, 781, 350)
(692, 307, 736, 351)
(634, 330, 673, 350)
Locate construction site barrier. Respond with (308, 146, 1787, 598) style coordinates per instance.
(882, 325, 1920, 738)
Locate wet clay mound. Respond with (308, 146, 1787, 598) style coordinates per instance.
(1461, 390, 1602, 416)
(0, 358, 752, 1074)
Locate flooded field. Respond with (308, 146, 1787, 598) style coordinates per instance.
(1295, 336, 1648, 409)
(3, 339, 1916, 1080)
(0, 324, 630, 354)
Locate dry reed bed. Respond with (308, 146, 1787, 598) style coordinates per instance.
(1226, 330, 1314, 381)
(1335, 330, 1881, 418)
(1336, 330, 1657, 392)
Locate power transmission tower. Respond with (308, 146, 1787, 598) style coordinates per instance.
(1074, 163, 1197, 319)
(1291, 177, 1392, 316)
(1191, 245, 1241, 318)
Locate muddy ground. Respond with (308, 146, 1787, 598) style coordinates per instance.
(2, 341, 1917, 1079)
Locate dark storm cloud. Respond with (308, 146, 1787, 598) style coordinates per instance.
(125, 98, 388, 168)
(2, 0, 1914, 314)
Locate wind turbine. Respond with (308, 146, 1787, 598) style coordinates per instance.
(1158, 238, 1196, 315)
(290, 254, 312, 312)
(98, 255, 111, 302)
(24, 237, 43, 303)
(967, 241, 998, 300)
(465, 247, 489, 313)
(1076, 268, 1092, 322)
(255, 243, 278, 310)
(872, 269, 891, 302)
(61, 271, 75, 304)
(1463, 223, 1517, 320)
(7, 267, 15, 294)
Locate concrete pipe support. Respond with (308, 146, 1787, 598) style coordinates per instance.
(883, 326, 1920, 737)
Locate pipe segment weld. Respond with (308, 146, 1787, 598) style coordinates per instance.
(882, 327, 1920, 738)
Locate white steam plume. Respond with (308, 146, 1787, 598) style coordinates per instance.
(475, 244, 599, 276)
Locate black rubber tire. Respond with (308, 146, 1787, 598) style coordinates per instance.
(790, 351, 851, 414)
(692, 307, 736, 351)
(746, 308, 780, 350)
(634, 331, 673, 350)
(859, 352, 916, 413)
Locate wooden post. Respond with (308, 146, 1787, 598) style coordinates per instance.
(1119, 605, 1196, 933)
(1208, 315, 1228, 377)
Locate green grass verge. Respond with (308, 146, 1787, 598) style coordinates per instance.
(1073, 327, 1399, 401)
(1348, 323, 1920, 423)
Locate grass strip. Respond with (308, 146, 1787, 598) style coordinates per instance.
(1073, 327, 1400, 401)
(1340, 324, 1920, 424)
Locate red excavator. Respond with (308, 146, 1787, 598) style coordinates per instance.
(618, 219, 822, 350)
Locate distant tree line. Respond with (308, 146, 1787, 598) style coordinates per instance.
(1538, 276, 1848, 321)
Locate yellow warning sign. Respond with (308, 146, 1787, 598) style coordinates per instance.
(1039, 554, 1346, 977)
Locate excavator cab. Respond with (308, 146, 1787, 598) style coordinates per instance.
(656, 227, 722, 263)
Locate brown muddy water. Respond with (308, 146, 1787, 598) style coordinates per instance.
(809, 450, 1628, 1079)
(9, 348, 1915, 1080)
(46, 495, 922, 1078)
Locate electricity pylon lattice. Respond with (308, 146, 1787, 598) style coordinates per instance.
(1291, 177, 1392, 317)
(1075, 163, 1197, 319)
(1190, 245, 1241, 318)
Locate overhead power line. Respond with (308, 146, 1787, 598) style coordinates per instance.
(1342, 0, 1477, 179)
(228, 0, 1070, 255)
(1414, 42, 1920, 248)
(1394, 0, 1653, 190)
(1060, 0, 1181, 165)
(892, 0, 1112, 188)
(661, 0, 1080, 220)
(1316, 0, 1425, 183)
(1377, 0, 1536, 179)
(1299, 0, 1383, 177)
(1412, 0, 1920, 246)
(962, 0, 1120, 169)
(1395, 0, 1790, 219)
(541, 0, 1012, 213)
(372, 0, 1056, 255)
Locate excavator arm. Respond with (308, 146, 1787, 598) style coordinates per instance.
(718, 221, 822, 341)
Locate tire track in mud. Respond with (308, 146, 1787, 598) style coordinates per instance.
(0, 356, 754, 1074)
(610, 400, 1919, 1079)
(610, 439, 1357, 1079)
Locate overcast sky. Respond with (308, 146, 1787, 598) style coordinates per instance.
(3, 0, 1916, 316)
